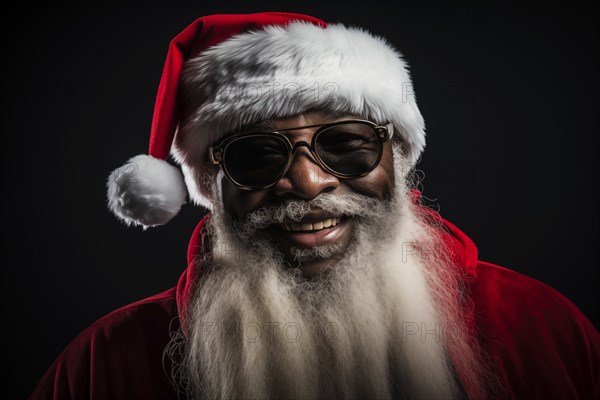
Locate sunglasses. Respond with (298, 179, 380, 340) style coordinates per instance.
(209, 119, 394, 190)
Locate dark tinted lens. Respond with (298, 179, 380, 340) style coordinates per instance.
(224, 135, 289, 187)
(315, 123, 381, 175)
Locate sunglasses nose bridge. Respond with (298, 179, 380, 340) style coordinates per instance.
(275, 140, 340, 197)
(290, 141, 319, 163)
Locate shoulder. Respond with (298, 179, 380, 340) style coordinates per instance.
(63, 287, 179, 353)
(31, 288, 180, 400)
(85, 287, 178, 337)
(471, 260, 599, 347)
(472, 261, 596, 330)
(470, 261, 600, 399)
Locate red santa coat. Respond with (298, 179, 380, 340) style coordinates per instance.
(31, 212, 600, 399)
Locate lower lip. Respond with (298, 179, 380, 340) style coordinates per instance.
(270, 219, 352, 248)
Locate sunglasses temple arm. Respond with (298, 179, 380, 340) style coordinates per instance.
(209, 147, 223, 164)
(386, 122, 394, 141)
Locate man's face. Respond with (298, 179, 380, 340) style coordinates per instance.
(221, 110, 396, 278)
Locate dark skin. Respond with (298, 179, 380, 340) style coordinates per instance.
(221, 110, 396, 278)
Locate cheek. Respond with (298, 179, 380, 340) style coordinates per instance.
(221, 176, 272, 221)
(344, 143, 395, 200)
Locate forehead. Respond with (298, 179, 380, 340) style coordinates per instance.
(244, 110, 364, 132)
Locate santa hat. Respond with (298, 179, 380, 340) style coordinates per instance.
(107, 12, 425, 228)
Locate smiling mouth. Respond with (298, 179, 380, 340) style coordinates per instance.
(278, 217, 343, 232)
(268, 214, 353, 264)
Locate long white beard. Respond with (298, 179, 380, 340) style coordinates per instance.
(174, 146, 486, 399)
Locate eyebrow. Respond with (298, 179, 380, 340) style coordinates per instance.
(245, 119, 275, 131)
(322, 110, 355, 119)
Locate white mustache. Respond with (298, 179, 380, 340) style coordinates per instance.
(238, 192, 391, 232)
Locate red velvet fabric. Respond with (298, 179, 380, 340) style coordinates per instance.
(31, 212, 600, 399)
(147, 12, 326, 160)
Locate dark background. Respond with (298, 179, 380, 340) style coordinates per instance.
(3, 1, 598, 398)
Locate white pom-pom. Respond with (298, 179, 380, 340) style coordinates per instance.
(106, 154, 187, 228)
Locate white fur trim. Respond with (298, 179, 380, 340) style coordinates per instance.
(106, 154, 187, 228)
(174, 22, 425, 206)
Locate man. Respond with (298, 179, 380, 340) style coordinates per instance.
(32, 12, 599, 399)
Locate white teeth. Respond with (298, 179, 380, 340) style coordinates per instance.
(280, 217, 345, 232)
(301, 223, 313, 231)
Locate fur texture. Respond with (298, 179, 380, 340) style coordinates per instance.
(173, 22, 426, 208)
(106, 154, 187, 228)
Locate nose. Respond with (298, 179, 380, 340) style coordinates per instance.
(273, 145, 340, 199)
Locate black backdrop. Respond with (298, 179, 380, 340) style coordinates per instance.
(3, 2, 598, 398)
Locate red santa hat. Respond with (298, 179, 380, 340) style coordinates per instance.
(107, 12, 425, 228)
